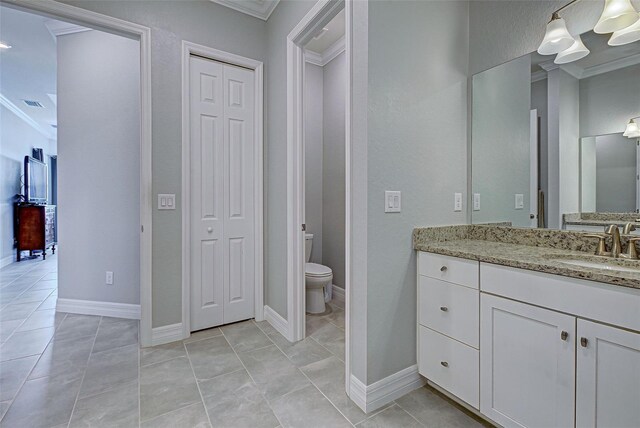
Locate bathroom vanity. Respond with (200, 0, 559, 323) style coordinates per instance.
(414, 225, 640, 428)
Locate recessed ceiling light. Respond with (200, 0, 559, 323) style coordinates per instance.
(0, 41, 11, 49)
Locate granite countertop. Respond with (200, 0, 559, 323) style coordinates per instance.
(563, 212, 640, 228)
(413, 226, 640, 290)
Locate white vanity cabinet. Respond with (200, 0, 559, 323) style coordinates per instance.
(417, 252, 480, 409)
(416, 251, 640, 428)
(576, 320, 640, 428)
(480, 294, 576, 428)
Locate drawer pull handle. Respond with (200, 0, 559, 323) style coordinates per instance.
(440, 361, 449, 368)
(561, 331, 568, 341)
(440, 266, 448, 272)
(440, 306, 448, 312)
(580, 337, 588, 348)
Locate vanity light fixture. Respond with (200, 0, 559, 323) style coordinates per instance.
(623, 117, 640, 138)
(554, 34, 590, 64)
(537, 12, 575, 55)
(594, 0, 639, 34)
(609, 13, 640, 45)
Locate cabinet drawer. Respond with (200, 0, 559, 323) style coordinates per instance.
(419, 276, 479, 348)
(418, 252, 478, 289)
(418, 326, 479, 409)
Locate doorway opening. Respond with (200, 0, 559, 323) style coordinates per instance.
(1, 0, 153, 346)
(285, 0, 352, 398)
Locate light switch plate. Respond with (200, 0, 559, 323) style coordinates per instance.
(385, 191, 401, 213)
(158, 194, 176, 210)
(473, 193, 481, 211)
(105, 271, 113, 285)
(515, 193, 524, 210)
(454, 193, 462, 212)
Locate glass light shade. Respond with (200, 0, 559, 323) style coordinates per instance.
(623, 119, 640, 137)
(594, 0, 639, 34)
(609, 14, 640, 45)
(538, 17, 575, 55)
(554, 35, 590, 64)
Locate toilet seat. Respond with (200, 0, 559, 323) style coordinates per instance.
(305, 262, 332, 277)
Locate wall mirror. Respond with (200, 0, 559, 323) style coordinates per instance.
(471, 30, 640, 229)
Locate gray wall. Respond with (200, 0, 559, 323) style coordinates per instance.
(472, 55, 531, 227)
(0, 107, 57, 264)
(59, 0, 267, 326)
(264, 0, 316, 318)
(304, 62, 324, 264)
(366, 0, 469, 383)
(595, 134, 636, 212)
(579, 64, 640, 138)
(57, 30, 140, 304)
(322, 51, 346, 289)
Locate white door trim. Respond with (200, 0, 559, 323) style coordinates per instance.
(286, 0, 352, 397)
(2, 0, 154, 347)
(181, 41, 264, 338)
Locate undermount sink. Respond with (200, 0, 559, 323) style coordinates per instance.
(556, 258, 640, 274)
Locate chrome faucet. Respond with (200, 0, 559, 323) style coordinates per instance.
(605, 225, 622, 258)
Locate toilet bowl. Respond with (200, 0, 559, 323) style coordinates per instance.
(305, 234, 332, 314)
(305, 263, 332, 314)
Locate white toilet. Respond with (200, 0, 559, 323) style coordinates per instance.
(305, 233, 332, 314)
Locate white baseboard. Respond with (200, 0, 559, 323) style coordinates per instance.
(264, 305, 289, 339)
(332, 284, 345, 303)
(57, 298, 140, 319)
(349, 365, 425, 413)
(151, 323, 184, 346)
(0, 255, 16, 269)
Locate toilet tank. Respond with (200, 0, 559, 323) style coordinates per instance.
(305, 233, 313, 262)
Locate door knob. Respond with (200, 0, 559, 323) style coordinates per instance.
(561, 331, 568, 341)
(440, 266, 448, 272)
(207, 227, 213, 233)
(440, 361, 449, 367)
(580, 337, 588, 347)
(440, 306, 449, 312)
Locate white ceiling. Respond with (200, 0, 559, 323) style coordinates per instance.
(305, 8, 345, 55)
(0, 6, 59, 139)
(209, 0, 280, 21)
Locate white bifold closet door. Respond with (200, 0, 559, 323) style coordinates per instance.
(190, 55, 255, 331)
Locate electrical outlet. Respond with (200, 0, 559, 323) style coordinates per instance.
(473, 193, 481, 211)
(454, 193, 462, 212)
(515, 194, 524, 210)
(106, 271, 114, 285)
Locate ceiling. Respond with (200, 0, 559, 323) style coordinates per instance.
(209, 0, 280, 21)
(305, 9, 345, 55)
(0, 6, 59, 139)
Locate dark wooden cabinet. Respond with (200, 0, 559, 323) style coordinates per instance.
(15, 204, 56, 261)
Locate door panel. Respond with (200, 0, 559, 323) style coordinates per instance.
(191, 56, 224, 331)
(576, 319, 640, 428)
(190, 56, 255, 330)
(481, 294, 575, 428)
(222, 64, 255, 324)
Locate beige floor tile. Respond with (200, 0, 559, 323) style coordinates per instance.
(270, 384, 352, 428)
(185, 335, 243, 380)
(357, 404, 422, 428)
(140, 356, 201, 422)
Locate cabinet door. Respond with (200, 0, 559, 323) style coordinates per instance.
(480, 294, 575, 428)
(576, 319, 640, 428)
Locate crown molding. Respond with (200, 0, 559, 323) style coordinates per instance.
(209, 0, 280, 21)
(304, 36, 345, 67)
(0, 93, 55, 139)
(580, 52, 640, 79)
(531, 69, 548, 83)
(539, 60, 560, 72)
(44, 19, 91, 39)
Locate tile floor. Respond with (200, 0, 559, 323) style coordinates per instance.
(0, 256, 488, 427)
